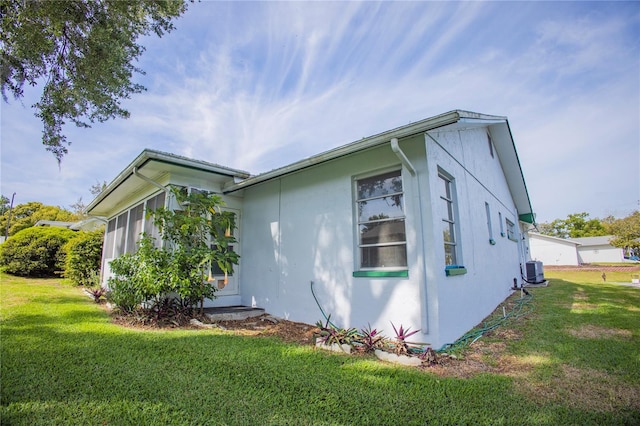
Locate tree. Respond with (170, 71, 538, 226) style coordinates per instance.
(0, 201, 78, 236)
(89, 180, 108, 196)
(0, 195, 9, 215)
(108, 187, 239, 316)
(70, 197, 87, 219)
(1, 0, 189, 162)
(538, 212, 608, 239)
(608, 211, 640, 256)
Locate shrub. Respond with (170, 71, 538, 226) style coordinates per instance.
(64, 229, 104, 286)
(0, 226, 76, 277)
(107, 236, 172, 314)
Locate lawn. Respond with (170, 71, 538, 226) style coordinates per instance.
(1, 272, 639, 425)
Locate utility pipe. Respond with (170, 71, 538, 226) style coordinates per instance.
(390, 138, 428, 332)
(132, 167, 170, 194)
(390, 138, 416, 176)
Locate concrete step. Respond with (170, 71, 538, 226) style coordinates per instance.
(203, 306, 265, 321)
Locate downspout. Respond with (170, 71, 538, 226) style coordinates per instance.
(132, 167, 170, 195)
(390, 138, 429, 332)
(390, 138, 416, 176)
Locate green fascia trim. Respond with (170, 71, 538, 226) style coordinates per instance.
(519, 213, 535, 224)
(445, 267, 467, 276)
(353, 270, 409, 278)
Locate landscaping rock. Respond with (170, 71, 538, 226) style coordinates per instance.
(374, 349, 422, 366)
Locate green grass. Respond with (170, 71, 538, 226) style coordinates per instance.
(1, 273, 639, 425)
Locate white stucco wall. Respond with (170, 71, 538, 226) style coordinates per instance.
(577, 245, 624, 263)
(528, 233, 579, 266)
(239, 137, 428, 343)
(239, 127, 525, 350)
(423, 127, 523, 348)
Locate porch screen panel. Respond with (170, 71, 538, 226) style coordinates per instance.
(144, 192, 166, 246)
(114, 211, 128, 257)
(126, 203, 144, 253)
(103, 218, 116, 259)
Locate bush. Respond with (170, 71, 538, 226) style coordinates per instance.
(0, 226, 76, 277)
(107, 236, 172, 313)
(64, 229, 104, 286)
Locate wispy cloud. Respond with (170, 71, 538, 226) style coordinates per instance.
(1, 2, 638, 221)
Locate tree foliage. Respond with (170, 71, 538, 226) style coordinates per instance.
(0, 226, 76, 276)
(1, 0, 188, 162)
(607, 211, 640, 253)
(538, 212, 608, 239)
(0, 200, 78, 236)
(108, 187, 239, 316)
(538, 211, 640, 257)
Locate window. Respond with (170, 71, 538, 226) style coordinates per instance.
(485, 202, 494, 244)
(355, 170, 407, 270)
(506, 218, 517, 241)
(438, 170, 458, 266)
(499, 212, 505, 237)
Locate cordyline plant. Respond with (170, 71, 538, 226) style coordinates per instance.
(87, 287, 107, 303)
(355, 323, 385, 353)
(390, 322, 420, 356)
(315, 315, 358, 346)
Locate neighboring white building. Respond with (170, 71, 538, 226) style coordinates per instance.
(87, 110, 535, 349)
(572, 236, 625, 264)
(34, 218, 105, 232)
(529, 232, 580, 266)
(529, 233, 627, 265)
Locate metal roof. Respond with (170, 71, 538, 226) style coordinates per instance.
(87, 110, 535, 222)
(87, 149, 250, 217)
(222, 109, 535, 221)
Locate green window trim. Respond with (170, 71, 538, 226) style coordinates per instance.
(445, 266, 467, 276)
(353, 270, 409, 278)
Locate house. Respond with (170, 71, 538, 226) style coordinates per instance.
(529, 233, 627, 265)
(87, 110, 535, 349)
(528, 232, 580, 266)
(572, 236, 626, 264)
(34, 218, 104, 232)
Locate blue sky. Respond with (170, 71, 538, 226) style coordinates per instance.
(1, 1, 638, 223)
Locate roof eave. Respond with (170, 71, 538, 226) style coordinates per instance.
(224, 110, 473, 193)
(87, 149, 251, 214)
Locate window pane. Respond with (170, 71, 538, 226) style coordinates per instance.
(114, 212, 128, 256)
(361, 244, 407, 268)
(360, 219, 406, 245)
(439, 175, 451, 199)
(442, 221, 455, 243)
(357, 171, 402, 199)
(438, 197, 453, 222)
(104, 218, 116, 258)
(444, 244, 457, 265)
(126, 203, 144, 254)
(358, 195, 404, 222)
